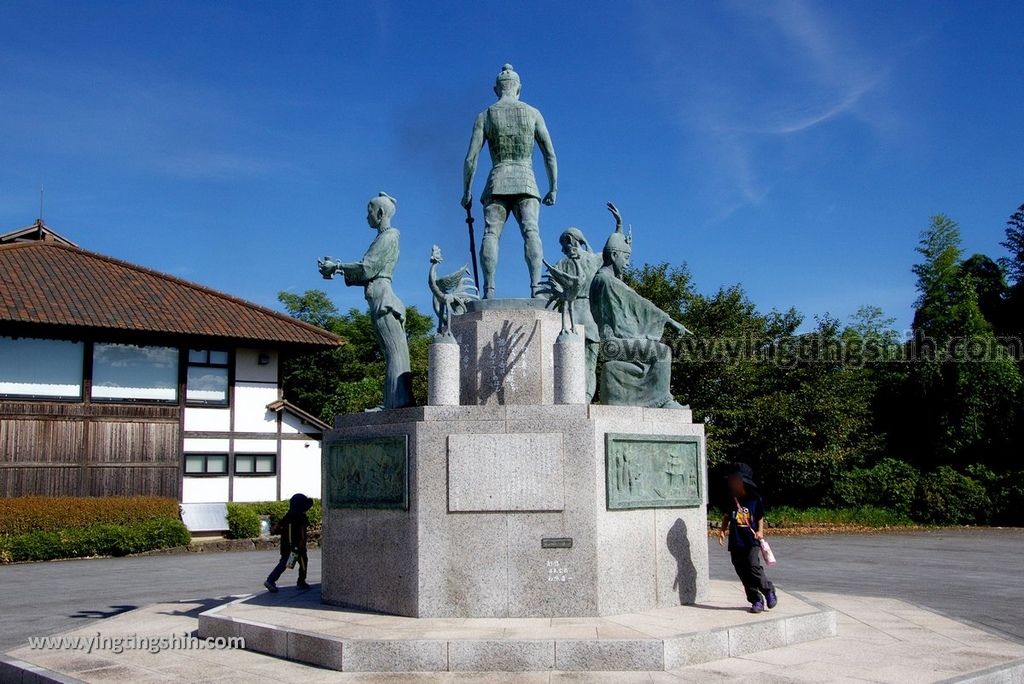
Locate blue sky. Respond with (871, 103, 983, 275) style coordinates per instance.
(1, 1, 1022, 331)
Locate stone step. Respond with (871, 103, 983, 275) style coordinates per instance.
(197, 581, 836, 673)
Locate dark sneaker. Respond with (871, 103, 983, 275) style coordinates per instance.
(750, 599, 765, 614)
(297, 581, 311, 590)
(766, 589, 778, 609)
(264, 580, 278, 593)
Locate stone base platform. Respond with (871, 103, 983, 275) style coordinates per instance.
(322, 404, 709, 618)
(10, 581, 1024, 682)
(197, 580, 836, 673)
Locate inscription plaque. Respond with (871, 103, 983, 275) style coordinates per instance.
(541, 537, 573, 549)
(325, 435, 408, 510)
(605, 433, 702, 510)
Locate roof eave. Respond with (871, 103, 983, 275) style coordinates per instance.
(0, 320, 343, 350)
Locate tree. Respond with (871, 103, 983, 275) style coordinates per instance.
(277, 290, 340, 330)
(897, 216, 1023, 470)
(999, 204, 1024, 345)
(999, 203, 1024, 285)
(845, 305, 900, 349)
(277, 290, 432, 419)
(959, 254, 1007, 333)
(911, 215, 988, 341)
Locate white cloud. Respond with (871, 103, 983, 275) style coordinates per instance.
(639, 0, 891, 221)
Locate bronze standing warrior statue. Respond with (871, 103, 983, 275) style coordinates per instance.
(318, 193, 414, 410)
(462, 64, 558, 299)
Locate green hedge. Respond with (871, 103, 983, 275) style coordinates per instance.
(0, 517, 190, 563)
(915, 466, 992, 525)
(993, 476, 1024, 527)
(829, 458, 920, 515)
(0, 496, 181, 536)
(767, 506, 914, 528)
(225, 499, 322, 539)
(225, 504, 262, 539)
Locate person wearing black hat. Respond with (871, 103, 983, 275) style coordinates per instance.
(264, 493, 314, 593)
(718, 463, 777, 613)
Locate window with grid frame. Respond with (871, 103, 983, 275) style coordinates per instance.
(186, 349, 230, 406)
(183, 453, 228, 476)
(234, 453, 277, 476)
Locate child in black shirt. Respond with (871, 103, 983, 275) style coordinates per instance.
(718, 463, 777, 613)
(265, 493, 313, 592)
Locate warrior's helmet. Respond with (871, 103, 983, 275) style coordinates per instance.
(602, 225, 632, 259)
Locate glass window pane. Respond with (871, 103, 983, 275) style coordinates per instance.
(208, 351, 229, 366)
(206, 455, 227, 474)
(188, 349, 208, 364)
(0, 337, 83, 398)
(91, 344, 178, 401)
(184, 455, 205, 474)
(235, 455, 254, 473)
(186, 366, 228, 403)
(255, 456, 275, 473)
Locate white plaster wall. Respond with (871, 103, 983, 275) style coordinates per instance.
(183, 407, 230, 432)
(282, 411, 322, 435)
(232, 438, 277, 453)
(233, 476, 277, 502)
(235, 348, 278, 384)
(183, 438, 230, 453)
(280, 439, 321, 501)
(233, 383, 278, 433)
(182, 477, 229, 503)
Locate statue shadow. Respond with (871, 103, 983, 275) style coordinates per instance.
(157, 597, 236, 618)
(666, 518, 697, 605)
(477, 320, 536, 404)
(242, 583, 371, 614)
(69, 605, 137, 619)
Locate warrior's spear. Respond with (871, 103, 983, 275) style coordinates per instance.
(465, 205, 481, 293)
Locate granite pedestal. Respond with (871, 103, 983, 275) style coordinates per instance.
(321, 299, 708, 619)
(449, 298, 563, 406)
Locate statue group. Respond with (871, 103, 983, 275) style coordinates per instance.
(319, 64, 689, 411)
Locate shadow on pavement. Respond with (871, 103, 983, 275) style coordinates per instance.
(157, 597, 241, 618)
(68, 605, 137, 619)
(689, 603, 751, 612)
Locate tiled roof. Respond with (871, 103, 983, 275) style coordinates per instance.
(0, 241, 342, 348)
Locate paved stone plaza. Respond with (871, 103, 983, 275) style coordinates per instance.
(2, 531, 1023, 682)
(3, 581, 1020, 682)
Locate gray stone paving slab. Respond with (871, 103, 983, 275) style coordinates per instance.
(2, 529, 1023, 681)
(0, 549, 320, 652)
(708, 528, 1024, 643)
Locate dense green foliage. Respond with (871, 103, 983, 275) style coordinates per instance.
(225, 503, 262, 539)
(279, 205, 1024, 526)
(0, 518, 190, 563)
(914, 466, 992, 525)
